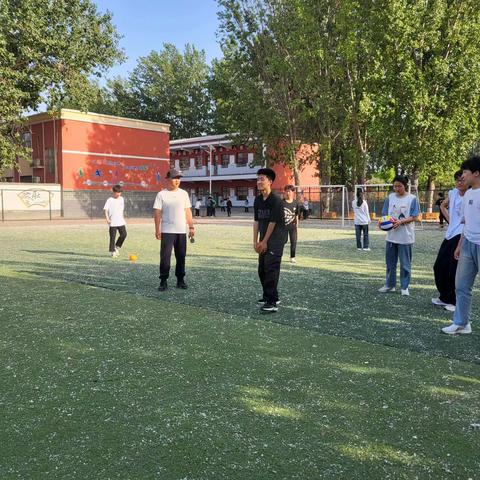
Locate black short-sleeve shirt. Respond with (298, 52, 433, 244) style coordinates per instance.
(254, 192, 287, 250)
(283, 200, 299, 231)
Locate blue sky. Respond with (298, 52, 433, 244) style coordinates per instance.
(94, 0, 223, 80)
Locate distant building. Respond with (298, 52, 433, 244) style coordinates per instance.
(170, 134, 318, 205)
(2, 109, 170, 191)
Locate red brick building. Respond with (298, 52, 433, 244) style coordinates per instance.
(170, 134, 319, 206)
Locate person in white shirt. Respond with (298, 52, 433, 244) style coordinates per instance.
(432, 171, 467, 312)
(352, 188, 371, 251)
(378, 175, 420, 296)
(194, 198, 202, 217)
(442, 156, 480, 335)
(103, 184, 127, 258)
(153, 169, 194, 291)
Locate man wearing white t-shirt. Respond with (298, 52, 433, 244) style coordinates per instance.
(432, 171, 467, 311)
(153, 169, 194, 291)
(103, 184, 127, 258)
(442, 156, 480, 335)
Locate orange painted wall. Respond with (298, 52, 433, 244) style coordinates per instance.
(60, 119, 170, 191)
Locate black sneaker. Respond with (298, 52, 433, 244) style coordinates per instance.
(176, 280, 188, 289)
(158, 281, 168, 291)
(261, 303, 278, 313)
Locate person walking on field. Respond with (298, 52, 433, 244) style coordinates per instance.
(442, 156, 480, 335)
(226, 197, 233, 217)
(104, 184, 127, 258)
(283, 185, 300, 263)
(194, 198, 201, 217)
(245, 198, 249, 213)
(378, 175, 420, 296)
(254, 168, 287, 313)
(432, 171, 467, 312)
(352, 188, 371, 251)
(154, 169, 195, 291)
(435, 192, 446, 228)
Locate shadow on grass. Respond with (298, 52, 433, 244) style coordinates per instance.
(1, 274, 479, 479)
(2, 238, 479, 364)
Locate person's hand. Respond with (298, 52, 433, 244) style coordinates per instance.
(454, 246, 461, 260)
(188, 227, 195, 238)
(255, 241, 267, 254)
(392, 219, 403, 229)
(155, 231, 161, 240)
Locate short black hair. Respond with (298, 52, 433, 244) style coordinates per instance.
(392, 175, 409, 187)
(454, 170, 463, 180)
(112, 184, 122, 193)
(257, 167, 276, 182)
(284, 184, 295, 192)
(461, 155, 480, 174)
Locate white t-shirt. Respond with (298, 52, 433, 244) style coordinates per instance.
(445, 188, 464, 240)
(194, 200, 201, 209)
(352, 199, 370, 225)
(382, 192, 420, 244)
(461, 188, 480, 245)
(103, 196, 126, 227)
(153, 188, 191, 233)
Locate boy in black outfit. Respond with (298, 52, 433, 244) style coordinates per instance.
(283, 184, 299, 263)
(254, 168, 287, 313)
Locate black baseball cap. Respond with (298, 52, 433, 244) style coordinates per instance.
(166, 169, 183, 179)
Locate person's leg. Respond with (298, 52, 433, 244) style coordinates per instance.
(445, 235, 461, 305)
(385, 241, 398, 288)
(290, 228, 297, 258)
(174, 233, 187, 282)
(258, 252, 266, 299)
(116, 226, 127, 249)
(363, 225, 369, 249)
(355, 225, 362, 249)
(453, 239, 479, 326)
(263, 250, 283, 304)
(109, 227, 117, 252)
(159, 233, 175, 282)
(398, 244, 413, 290)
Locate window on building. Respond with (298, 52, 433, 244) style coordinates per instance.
(222, 186, 230, 199)
(20, 175, 33, 182)
(179, 157, 190, 170)
(236, 152, 248, 166)
(221, 154, 230, 167)
(44, 148, 55, 174)
(22, 132, 32, 148)
(236, 186, 249, 200)
(196, 187, 206, 199)
(195, 156, 203, 169)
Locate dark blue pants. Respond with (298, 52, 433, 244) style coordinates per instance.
(355, 224, 369, 249)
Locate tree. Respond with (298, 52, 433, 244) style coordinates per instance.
(0, 0, 124, 173)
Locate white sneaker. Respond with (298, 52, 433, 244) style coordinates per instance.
(378, 286, 395, 293)
(357, 248, 362, 251)
(441, 322, 472, 335)
(401, 288, 410, 296)
(444, 304, 456, 312)
(290, 257, 297, 263)
(431, 297, 447, 306)
(363, 248, 371, 251)
(111, 251, 119, 258)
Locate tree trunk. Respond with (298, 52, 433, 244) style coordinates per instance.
(426, 176, 435, 213)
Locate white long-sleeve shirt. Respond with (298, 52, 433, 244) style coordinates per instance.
(352, 199, 370, 225)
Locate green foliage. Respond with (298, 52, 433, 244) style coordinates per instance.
(0, 0, 123, 173)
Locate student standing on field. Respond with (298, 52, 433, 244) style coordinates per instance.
(104, 184, 127, 258)
(194, 198, 201, 217)
(432, 171, 467, 312)
(254, 168, 287, 313)
(352, 188, 371, 251)
(153, 169, 194, 291)
(226, 197, 233, 217)
(378, 175, 420, 296)
(442, 156, 480, 335)
(283, 185, 300, 263)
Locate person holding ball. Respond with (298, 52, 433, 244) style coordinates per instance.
(378, 175, 420, 296)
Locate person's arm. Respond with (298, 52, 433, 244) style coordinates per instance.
(393, 197, 420, 229)
(104, 200, 111, 224)
(379, 197, 389, 228)
(154, 209, 162, 239)
(363, 201, 371, 222)
(185, 207, 194, 237)
(440, 195, 450, 223)
(454, 233, 464, 260)
(257, 222, 276, 250)
(253, 221, 259, 250)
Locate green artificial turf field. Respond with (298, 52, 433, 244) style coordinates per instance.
(0, 223, 479, 479)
